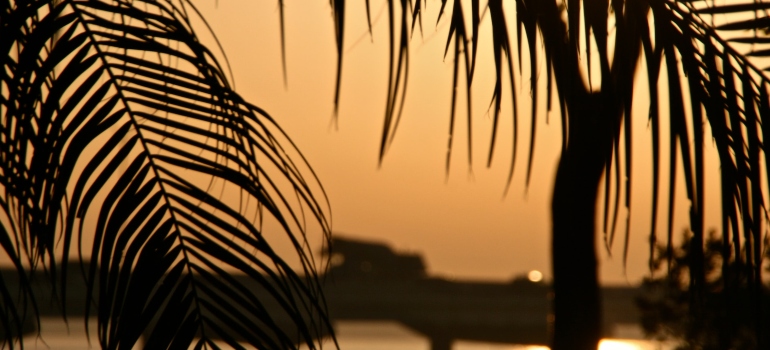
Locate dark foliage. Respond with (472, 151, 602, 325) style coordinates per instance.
(324, 0, 770, 348)
(1, 0, 333, 348)
(639, 230, 770, 349)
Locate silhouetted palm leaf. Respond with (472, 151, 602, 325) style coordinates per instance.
(334, 0, 770, 262)
(328, 0, 770, 347)
(1, 0, 332, 348)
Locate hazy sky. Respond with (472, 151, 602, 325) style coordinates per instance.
(192, 0, 725, 284)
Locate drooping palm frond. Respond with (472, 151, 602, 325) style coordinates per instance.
(1, 0, 333, 348)
(657, 3, 770, 343)
(328, 0, 770, 346)
(333, 0, 769, 256)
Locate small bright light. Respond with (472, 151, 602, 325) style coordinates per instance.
(528, 270, 543, 282)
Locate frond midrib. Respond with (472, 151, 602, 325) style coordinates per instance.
(62, 0, 247, 344)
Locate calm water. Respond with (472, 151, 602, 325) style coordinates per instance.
(310, 322, 676, 350)
(20, 319, 676, 350)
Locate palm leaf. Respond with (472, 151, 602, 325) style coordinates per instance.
(1, 0, 333, 348)
(327, 0, 770, 345)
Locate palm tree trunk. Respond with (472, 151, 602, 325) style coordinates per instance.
(519, 1, 633, 348)
(551, 92, 613, 350)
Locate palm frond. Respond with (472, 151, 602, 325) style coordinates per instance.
(328, 0, 770, 343)
(1, 0, 333, 348)
(637, 0, 770, 303)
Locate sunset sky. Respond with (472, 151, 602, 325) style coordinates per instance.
(192, 0, 725, 285)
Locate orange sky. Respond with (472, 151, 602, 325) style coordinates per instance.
(193, 0, 725, 285)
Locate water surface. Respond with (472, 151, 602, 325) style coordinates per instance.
(21, 318, 675, 350)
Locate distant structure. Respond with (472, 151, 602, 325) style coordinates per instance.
(321, 237, 641, 350)
(324, 237, 426, 280)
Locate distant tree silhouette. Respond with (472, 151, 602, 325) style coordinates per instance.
(1, 0, 332, 348)
(325, 0, 770, 349)
(638, 230, 770, 349)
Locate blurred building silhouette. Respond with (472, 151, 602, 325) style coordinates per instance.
(319, 236, 640, 350)
(324, 237, 427, 280)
